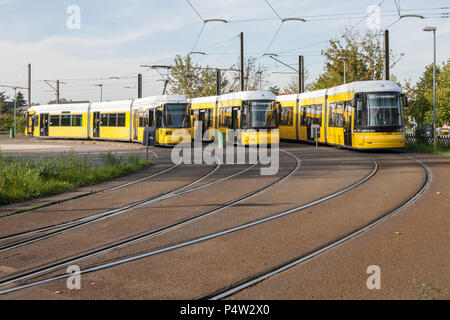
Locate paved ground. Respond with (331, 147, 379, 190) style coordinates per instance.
(0, 137, 448, 300)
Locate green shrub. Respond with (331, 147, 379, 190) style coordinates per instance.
(0, 152, 150, 205)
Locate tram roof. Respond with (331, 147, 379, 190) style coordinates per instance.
(190, 96, 218, 104)
(133, 95, 188, 110)
(27, 103, 89, 113)
(276, 89, 328, 102)
(90, 100, 133, 112)
(218, 91, 276, 102)
(326, 80, 401, 96)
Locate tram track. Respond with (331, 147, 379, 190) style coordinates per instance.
(0, 152, 258, 253)
(0, 150, 382, 296)
(201, 155, 431, 300)
(0, 150, 299, 291)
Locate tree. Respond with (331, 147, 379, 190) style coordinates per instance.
(310, 27, 403, 90)
(282, 69, 310, 94)
(402, 63, 442, 130)
(227, 57, 267, 92)
(169, 55, 228, 98)
(424, 59, 449, 127)
(0, 92, 7, 114)
(48, 98, 71, 104)
(14, 91, 26, 110)
(269, 85, 280, 95)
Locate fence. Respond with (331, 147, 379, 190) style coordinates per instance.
(405, 133, 450, 147)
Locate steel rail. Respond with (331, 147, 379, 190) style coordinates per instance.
(0, 153, 242, 251)
(0, 152, 379, 296)
(0, 150, 299, 291)
(204, 156, 431, 300)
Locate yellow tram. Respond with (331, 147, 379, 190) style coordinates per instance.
(25, 95, 192, 146)
(190, 91, 279, 145)
(277, 80, 407, 149)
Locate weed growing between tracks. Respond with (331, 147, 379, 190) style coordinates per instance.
(406, 142, 450, 157)
(0, 152, 151, 205)
(413, 279, 448, 300)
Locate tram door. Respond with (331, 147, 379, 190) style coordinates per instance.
(344, 104, 352, 147)
(133, 111, 139, 140)
(26, 113, 33, 135)
(227, 107, 239, 143)
(40, 114, 49, 136)
(198, 110, 206, 140)
(198, 109, 212, 141)
(306, 106, 312, 140)
(93, 112, 100, 138)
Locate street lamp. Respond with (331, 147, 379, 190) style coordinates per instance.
(338, 56, 347, 84)
(95, 84, 103, 102)
(423, 26, 437, 149)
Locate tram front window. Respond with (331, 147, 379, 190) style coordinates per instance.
(367, 93, 402, 127)
(164, 104, 190, 128)
(249, 101, 277, 129)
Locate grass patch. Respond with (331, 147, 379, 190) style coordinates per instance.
(414, 279, 448, 300)
(406, 141, 450, 157)
(0, 152, 151, 206)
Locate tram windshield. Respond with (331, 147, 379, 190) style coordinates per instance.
(366, 93, 402, 127)
(163, 103, 191, 128)
(249, 101, 278, 129)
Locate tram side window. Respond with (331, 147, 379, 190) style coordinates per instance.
(241, 102, 248, 128)
(328, 103, 335, 127)
(155, 109, 163, 128)
(280, 106, 294, 126)
(149, 110, 155, 127)
(355, 97, 364, 127)
(315, 105, 322, 126)
(100, 114, 108, 126)
(72, 115, 82, 127)
(343, 101, 352, 128)
(336, 102, 345, 127)
(50, 115, 60, 127)
(218, 109, 223, 127)
(61, 115, 71, 127)
(224, 107, 233, 129)
(108, 114, 117, 127)
(33, 116, 39, 128)
(300, 106, 307, 125)
(117, 113, 126, 127)
(139, 116, 148, 127)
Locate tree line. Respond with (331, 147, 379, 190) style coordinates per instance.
(167, 27, 448, 130)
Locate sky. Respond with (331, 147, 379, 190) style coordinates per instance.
(0, 0, 449, 105)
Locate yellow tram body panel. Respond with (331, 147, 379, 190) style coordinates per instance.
(156, 128, 192, 145)
(278, 97, 297, 141)
(48, 113, 89, 138)
(353, 132, 405, 149)
(90, 111, 131, 141)
(191, 97, 218, 141)
(326, 91, 354, 147)
(240, 129, 279, 145)
(298, 95, 327, 144)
